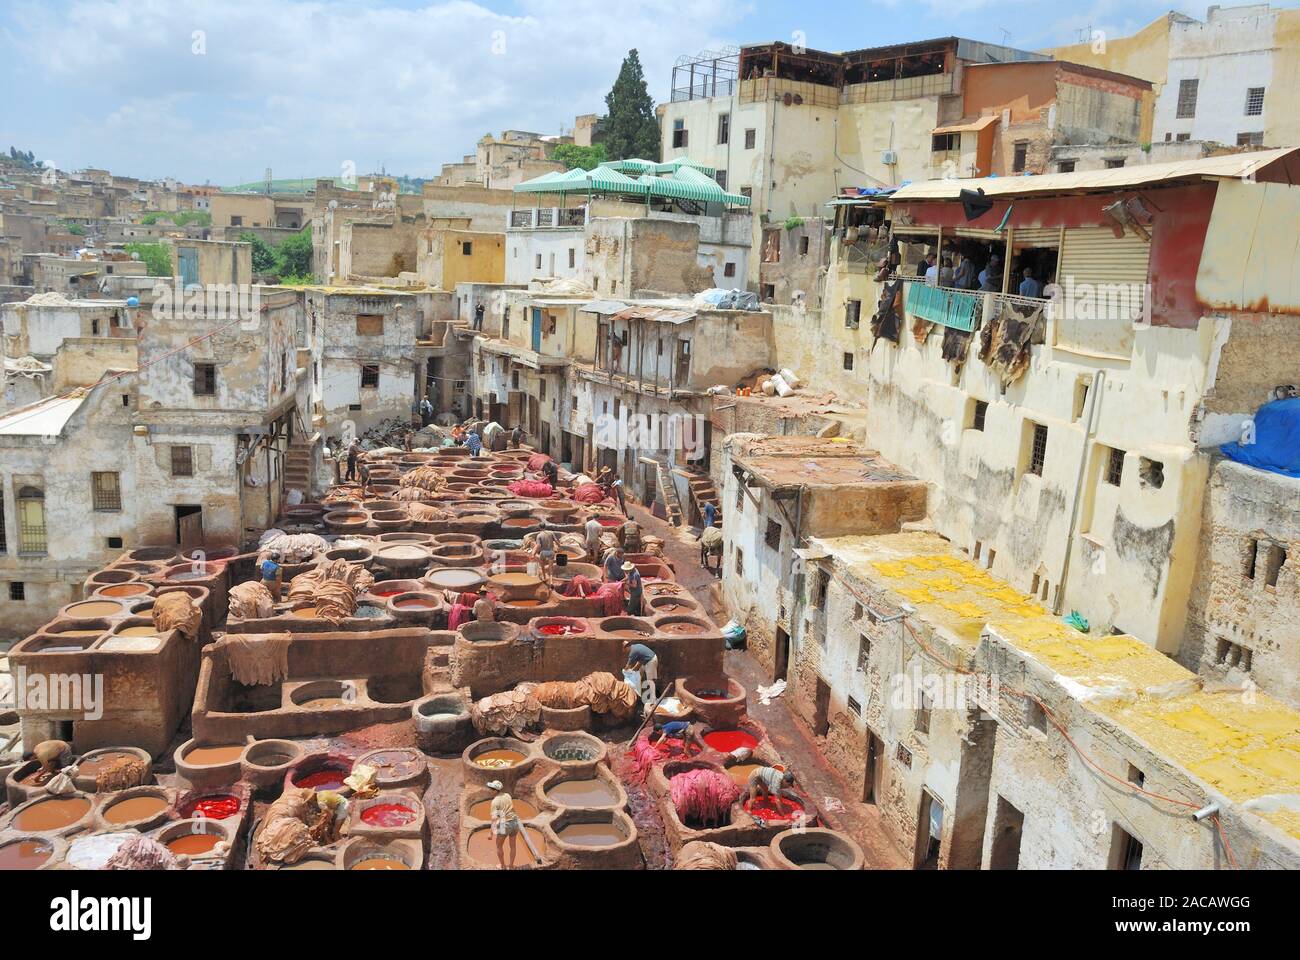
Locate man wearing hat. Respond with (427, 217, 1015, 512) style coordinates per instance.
(621, 560, 643, 615)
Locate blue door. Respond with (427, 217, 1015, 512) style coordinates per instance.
(531, 308, 543, 352)
(178, 248, 199, 287)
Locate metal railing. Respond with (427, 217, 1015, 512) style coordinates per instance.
(903, 280, 982, 332)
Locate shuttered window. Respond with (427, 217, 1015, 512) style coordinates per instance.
(1054, 227, 1151, 357)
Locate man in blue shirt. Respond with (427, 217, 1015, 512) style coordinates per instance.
(465, 428, 483, 457)
(1018, 267, 1041, 298)
(603, 547, 625, 582)
(622, 562, 643, 615)
(703, 500, 717, 528)
(623, 640, 658, 704)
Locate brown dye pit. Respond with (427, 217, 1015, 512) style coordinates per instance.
(653, 601, 691, 613)
(66, 600, 123, 618)
(103, 795, 168, 825)
(71, 752, 132, 779)
(660, 622, 705, 636)
(472, 749, 526, 769)
(607, 628, 651, 639)
(468, 797, 539, 821)
(99, 583, 150, 598)
(185, 744, 245, 766)
(14, 797, 91, 831)
(556, 822, 624, 847)
(116, 626, 162, 637)
(545, 779, 618, 807)
(351, 857, 411, 870)
(280, 858, 334, 870)
(501, 518, 537, 527)
(55, 630, 103, 637)
(0, 839, 53, 869)
(301, 697, 347, 709)
(726, 763, 764, 787)
(20, 768, 55, 786)
(394, 598, 437, 609)
(492, 572, 538, 585)
(166, 833, 222, 856)
(505, 598, 543, 607)
(467, 826, 547, 864)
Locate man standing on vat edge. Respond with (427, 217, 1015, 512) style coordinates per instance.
(488, 780, 541, 868)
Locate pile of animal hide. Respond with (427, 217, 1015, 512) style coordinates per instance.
(471, 688, 542, 738)
(398, 465, 445, 493)
(670, 768, 740, 827)
(573, 671, 639, 719)
(222, 634, 292, 686)
(152, 592, 201, 639)
(286, 559, 372, 622)
(674, 840, 738, 870)
(93, 755, 150, 792)
(258, 531, 328, 562)
(392, 486, 438, 502)
(254, 787, 317, 865)
(508, 479, 553, 498)
(572, 482, 607, 504)
(106, 836, 182, 871)
(228, 581, 274, 620)
(406, 502, 450, 522)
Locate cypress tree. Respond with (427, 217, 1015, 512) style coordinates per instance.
(603, 49, 661, 161)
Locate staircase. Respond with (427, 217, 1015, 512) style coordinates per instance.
(676, 464, 720, 529)
(652, 458, 685, 527)
(284, 439, 314, 498)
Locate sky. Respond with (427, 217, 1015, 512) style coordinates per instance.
(1, 0, 1293, 185)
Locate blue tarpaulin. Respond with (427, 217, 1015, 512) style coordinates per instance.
(1221, 397, 1300, 477)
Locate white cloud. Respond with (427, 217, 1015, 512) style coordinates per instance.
(3, 0, 744, 182)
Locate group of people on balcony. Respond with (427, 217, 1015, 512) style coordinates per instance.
(913, 247, 1046, 298)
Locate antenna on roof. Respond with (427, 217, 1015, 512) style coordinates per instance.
(999, 28, 1012, 45)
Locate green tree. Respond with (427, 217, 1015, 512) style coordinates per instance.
(552, 143, 607, 171)
(603, 49, 660, 161)
(124, 242, 172, 277)
(275, 226, 314, 280)
(239, 231, 279, 275)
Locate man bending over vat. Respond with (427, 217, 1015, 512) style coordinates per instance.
(653, 719, 709, 756)
(747, 767, 801, 813)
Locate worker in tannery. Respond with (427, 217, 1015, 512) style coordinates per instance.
(259, 550, 285, 603)
(747, 766, 801, 814)
(652, 718, 709, 756)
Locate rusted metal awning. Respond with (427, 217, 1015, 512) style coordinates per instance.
(611, 306, 696, 324)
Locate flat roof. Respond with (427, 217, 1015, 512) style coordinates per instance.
(734, 436, 917, 488)
(814, 530, 1300, 842)
(887, 147, 1299, 201)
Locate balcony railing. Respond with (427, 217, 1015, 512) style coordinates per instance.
(507, 206, 588, 230)
(903, 280, 982, 332)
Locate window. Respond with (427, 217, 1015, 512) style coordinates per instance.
(1104, 157, 1126, 169)
(568, 248, 575, 269)
(17, 486, 47, 554)
(916, 693, 931, 734)
(799, 236, 810, 256)
(1057, 160, 1076, 173)
(858, 634, 871, 672)
(107, 536, 123, 549)
(361, 364, 379, 389)
(1138, 457, 1163, 489)
(744, 128, 756, 149)
(734, 546, 744, 575)
(230, 215, 243, 227)
(1176, 78, 1198, 118)
(1217, 638, 1254, 672)
(1012, 141, 1028, 173)
(735, 483, 744, 512)
(1127, 763, 1145, 788)
(715, 170, 727, 190)
(814, 570, 829, 607)
(1111, 825, 1143, 871)
(193, 362, 216, 396)
(535, 254, 542, 270)
(739, 186, 752, 199)
(1105, 447, 1125, 486)
(971, 400, 988, 432)
(765, 520, 782, 550)
(672, 119, 688, 149)
(461, 241, 473, 256)
(1027, 423, 1048, 477)
(356, 314, 384, 335)
(760, 283, 775, 302)
(170, 446, 194, 477)
(717, 113, 730, 145)
(723, 262, 736, 278)
(847, 696, 862, 717)
(1245, 87, 1265, 116)
(842, 352, 854, 371)
(845, 299, 861, 328)
(9, 582, 24, 601)
(1176, 133, 1191, 142)
(92, 472, 122, 511)
(896, 744, 913, 768)
(0, 495, 6, 552)
(931, 133, 959, 152)
(1263, 542, 1287, 588)
(1027, 700, 1047, 734)
(1244, 537, 1259, 580)
(1237, 132, 1264, 147)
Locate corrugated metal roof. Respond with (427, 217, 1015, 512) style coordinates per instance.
(611, 306, 696, 324)
(886, 147, 1299, 201)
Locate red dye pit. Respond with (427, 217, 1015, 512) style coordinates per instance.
(539, 623, 580, 636)
(294, 769, 348, 791)
(703, 730, 758, 753)
(371, 588, 403, 597)
(188, 795, 241, 820)
(696, 691, 730, 701)
(744, 795, 805, 822)
(596, 517, 621, 526)
(360, 803, 417, 827)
